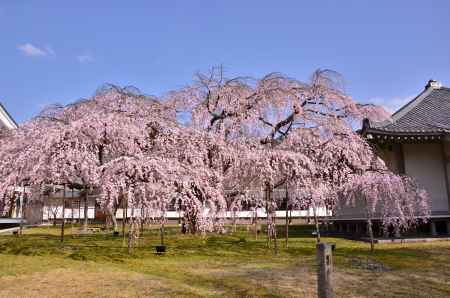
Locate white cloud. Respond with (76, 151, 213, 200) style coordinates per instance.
(364, 95, 413, 113)
(45, 46, 55, 56)
(77, 54, 94, 63)
(17, 43, 54, 57)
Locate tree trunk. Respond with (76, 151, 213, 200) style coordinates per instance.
(61, 184, 66, 243)
(83, 189, 88, 231)
(111, 211, 118, 232)
(106, 207, 118, 231)
(265, 183, 278, 254)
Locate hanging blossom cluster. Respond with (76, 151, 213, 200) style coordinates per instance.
(0, 85, 230, 232)
(169, 67, 429, 234)
(340, 172, 429, 233)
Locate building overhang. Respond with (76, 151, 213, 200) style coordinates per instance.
(364, 129, 449, 144)
(361, 119, 450, 144)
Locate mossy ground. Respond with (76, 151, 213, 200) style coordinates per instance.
(0, 224, 449, 297)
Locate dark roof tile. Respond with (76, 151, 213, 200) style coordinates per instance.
(371, 87, 450, 134)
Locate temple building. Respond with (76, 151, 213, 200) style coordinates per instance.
(336, 80, 450, 236)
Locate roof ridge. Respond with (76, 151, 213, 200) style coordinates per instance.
(362, 82, 450, 135)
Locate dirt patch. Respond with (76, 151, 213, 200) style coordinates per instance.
(0, 268, 189, 298)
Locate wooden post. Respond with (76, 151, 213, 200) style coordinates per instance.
(317, 243, 334, 298)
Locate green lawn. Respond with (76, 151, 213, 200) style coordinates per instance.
(0, 224, 449, 297)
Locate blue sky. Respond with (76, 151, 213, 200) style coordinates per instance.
(1, 1, 450, 123)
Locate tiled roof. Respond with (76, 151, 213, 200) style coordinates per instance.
(366, 86, 450, 134)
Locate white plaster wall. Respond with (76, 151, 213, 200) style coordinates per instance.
(115, 208, 330, 219)
(403, 143, 449, 213)
(42, 197, 96, 220)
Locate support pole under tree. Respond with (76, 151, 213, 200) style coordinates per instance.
(71, 187, 74, 237)
(367, 217, 375, 252)
(78, 197, 81, 224)
(265, 195, 271, 247)
(61, 184, 66, 243)
(122, 199, 127, 246)
(83, 188, 88, 231)
(160, 223, 165, 246)
(19, 185, 25, 236)
(254, 208, 258, 240)
(312, 203, 321, 243)
(232, 210, 237, 233)
(285, 184, 289, 249)
(140, 204, 144, 235)
(272, 210, 278, 255)
(317, 243, 334, 298)
(127, 203, 136, 254)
